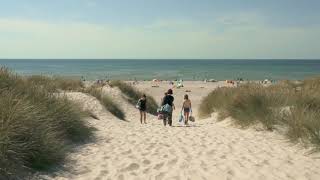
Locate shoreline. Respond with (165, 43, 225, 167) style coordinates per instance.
(1, 59, 319, 81)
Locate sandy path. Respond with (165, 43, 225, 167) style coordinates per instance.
(36, 82, 320, 180)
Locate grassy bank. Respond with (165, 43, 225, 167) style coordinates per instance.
(0, 68, 93, 179)
(84, 86, 126, 120)
(109, 80, 159, 115)
(27, 75, 84, 92)
(199, 77, 320, 149)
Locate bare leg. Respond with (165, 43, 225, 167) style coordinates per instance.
(185, 112, 189, 125)
(163, 114, 167, 126)
(143, 112, 147, 124)
(168, 112, 173, 126)
(140, 111, 143, 124)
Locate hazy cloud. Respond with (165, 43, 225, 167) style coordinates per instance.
(0, 16, 319, 59)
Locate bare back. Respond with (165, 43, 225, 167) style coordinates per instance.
(183, 99, 191, 108)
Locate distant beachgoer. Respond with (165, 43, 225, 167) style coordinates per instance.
(177, 79, 183, 88)
(182, 94, 192, 125)
(137, 94, 147, 124)
(161, 89, 175, 126)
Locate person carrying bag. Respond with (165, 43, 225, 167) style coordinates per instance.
(161, 89, 175, 126)
(182, 94, 192, 125)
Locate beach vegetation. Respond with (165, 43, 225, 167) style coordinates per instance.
(199, 76, 320, 149)
(27, 75, 84, 92)
(0, 67, 93, 179)
(84, 86, 126, 120)
(109, 80, 159, 115)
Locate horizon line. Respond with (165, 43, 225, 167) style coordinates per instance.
(1, 58, 320, 60)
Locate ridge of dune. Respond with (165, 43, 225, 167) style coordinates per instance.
(36, 82, 320, 180)
(64, 92, 112, 119)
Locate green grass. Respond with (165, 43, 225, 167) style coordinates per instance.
(27, 75, 84, 92)
(84, 86, 126, 120)
(109, 80, 159, 115)
(0, 67, 93, 179)
(199, 76, 320, 149)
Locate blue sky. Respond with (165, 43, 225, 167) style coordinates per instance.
(0, 0, 320, 59)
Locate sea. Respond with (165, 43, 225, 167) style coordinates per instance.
(0, 59, 319, 81)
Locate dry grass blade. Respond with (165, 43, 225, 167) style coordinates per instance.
(0, 67, 93, 179)
(84, 86, 126, 120)
(199, 76, 320, 150)
(109, 80, 159, 115)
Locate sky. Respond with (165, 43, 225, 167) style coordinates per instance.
(0, 0, 320, 59)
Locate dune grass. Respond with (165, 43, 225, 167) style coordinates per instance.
(0, 67, 93, 179)
(283, 77, 320, 149)
(27, 75, 84, 92)
(109, 80, 159, 115)
(84, 86, 126, 120)
(199, 76, 320, 149)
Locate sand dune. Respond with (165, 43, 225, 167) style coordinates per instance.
(37, 82, 320, 180)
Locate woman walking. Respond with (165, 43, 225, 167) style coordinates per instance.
(182, 94, 192, 125)
(161, 89, 175, 126)
(138, 94, 147, 124)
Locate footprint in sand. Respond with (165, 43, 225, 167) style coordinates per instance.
(155, 172, 165, 180)
(99, 170, 109, 176)
(200, 161, 208, 171)
(121, 149, 132, 155)
(103, 156, 110, 160)
(220, 155, 227, 159)
(181, 147, 188, 154)
(163, 154, 168, 158)
(227, 169, 235, 176)
(154, 162, 164, 170)
(206, 149, 216, 155)
(143, 159, 151, 165)
(143, 168, 150, 174)
(168, 158, 178, 165)
(117, 174, 124, 180)
(130, 172, 137, 176)
(121, 163, 140, 172)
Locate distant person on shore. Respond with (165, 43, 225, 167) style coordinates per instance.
(133, 77, 138, 85)
(182, 94, 192, 125)
(161, 89, 175, 126)
(137, 94, 147, 124)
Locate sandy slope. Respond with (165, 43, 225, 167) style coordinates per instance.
(37, 82, 320, 180)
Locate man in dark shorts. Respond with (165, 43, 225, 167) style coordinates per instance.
(161, 89, 175, 126)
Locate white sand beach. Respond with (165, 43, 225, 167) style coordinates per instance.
(37, 81, 320, 180)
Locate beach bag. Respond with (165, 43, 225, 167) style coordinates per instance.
(189, 108, 195, 122)
(161, 104, 172, 113)
(157, 107, 163, 114)
(158, 113, 164, 120)
(178, 112, 184, 123)
(189, 116, 195, 122)
(136, 100, 141, 109)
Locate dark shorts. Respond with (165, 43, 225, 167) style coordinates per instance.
(184, 108, 190, 113)
(140, 107, 146, 112)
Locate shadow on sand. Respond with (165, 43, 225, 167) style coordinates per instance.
(171, 124, 201, 128)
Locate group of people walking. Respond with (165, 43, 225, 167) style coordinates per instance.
(137, 89, 192, 126)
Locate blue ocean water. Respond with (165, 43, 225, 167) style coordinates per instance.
(0, 59, 319, 80)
